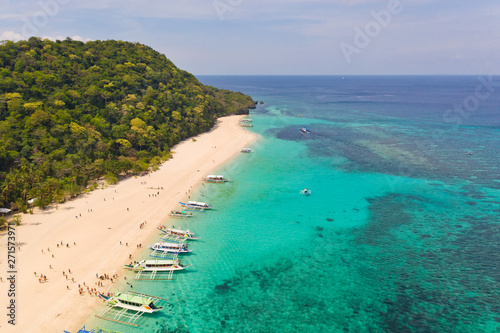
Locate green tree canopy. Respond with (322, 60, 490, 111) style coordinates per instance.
(0, 37, 255, 208)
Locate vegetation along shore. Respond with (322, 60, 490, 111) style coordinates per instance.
(0, 38, 255, 218)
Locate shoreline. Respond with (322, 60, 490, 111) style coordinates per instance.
(0, 115, 257, 333)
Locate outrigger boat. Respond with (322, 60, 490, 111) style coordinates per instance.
(240, 123, 253, 127)
(150, 241, 191, 254)
(96, 291, 166, 326)
(125, 258, 191, 272)
(179, 201, 213, 210)
(203, 175, 230, 183)
(126, 257, 193, 280)
(98, 292, 164, 314)
(300, 127, 311, 134)
(159, 228, 200, 240)
(169, 210, 193, 218)
(240, 118, 253, 123)
(241, 147, 253, 153)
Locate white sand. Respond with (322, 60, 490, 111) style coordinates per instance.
(0, 115, 256, 332)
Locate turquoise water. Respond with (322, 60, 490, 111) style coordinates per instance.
(86, 76, 500, 332)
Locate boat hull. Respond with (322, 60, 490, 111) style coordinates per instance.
(204, 179, 230, 183)
(149, 244, 191, 253)
(108, 302, 162, 313)
(179, 201, 213, 210)
(132, 265, 186, 272)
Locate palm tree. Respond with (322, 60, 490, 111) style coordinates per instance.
(1, 181, 10, 207)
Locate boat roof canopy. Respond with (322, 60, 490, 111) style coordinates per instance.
(187, 201, 206, 205)
(143, 259, 177, 264)
(155, 242, 185, 246)
(167, 228, 191, 233)
(116, 293, 150, 304)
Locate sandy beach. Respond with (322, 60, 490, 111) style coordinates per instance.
(0, 115, 256, 333)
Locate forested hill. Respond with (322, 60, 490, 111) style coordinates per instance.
(0, 38, 255, 210)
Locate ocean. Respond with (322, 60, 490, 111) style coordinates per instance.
(89, 76, 500, 332)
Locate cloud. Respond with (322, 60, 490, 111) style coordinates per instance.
(41, 35, 92, 42)
(1, 0, 499, 74)
(0, 30, 24, 41)
(0, 30, 92, 43)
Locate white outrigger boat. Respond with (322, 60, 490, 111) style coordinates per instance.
(126, 258, 193, 280)
(125, 258, 191, 272)
(150, 241, 191, 254)
(240, 118, 253, 123)
(169, 210, 193, 218)
(98, 292, 164, 313)
(96, 291, 166, 326)
(203, 175, 230, 183)
(159, 228, 200, 240)
(179, 201, 213, 210)
(240, 123, 253, 127)
(241, 147, 253, 153)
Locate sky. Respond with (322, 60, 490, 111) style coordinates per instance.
(0, 0, 499, 75)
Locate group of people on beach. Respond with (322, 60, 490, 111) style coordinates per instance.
(79, 285, 99, 296)
(37, 238, 122, 299)
(74, 272, 119, 296)
(35, 272, 48, 283)
(96, 272, 117, 281)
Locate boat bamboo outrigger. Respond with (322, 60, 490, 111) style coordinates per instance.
(150, 241, 191, 254)
(203, 175, 230, 183)
(240, 118, 253, 123)
(241, 147, 253, 153)
(169, 210, 193, 218)
(179, 201, 213, 211)
(96, 291, 166, 326)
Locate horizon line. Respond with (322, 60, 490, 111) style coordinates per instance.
(195, 74, 500, 77)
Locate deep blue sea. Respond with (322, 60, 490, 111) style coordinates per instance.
(87, 76, 500, 332)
